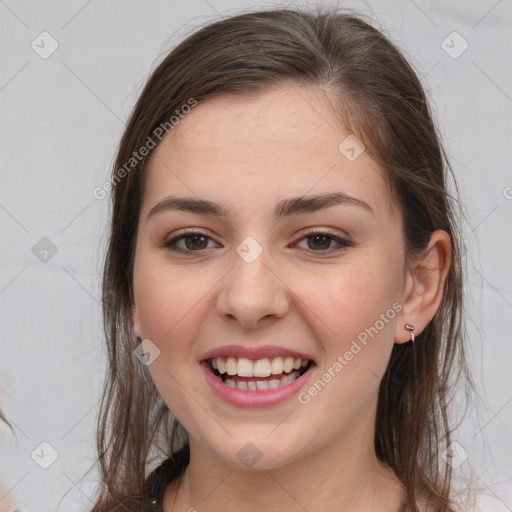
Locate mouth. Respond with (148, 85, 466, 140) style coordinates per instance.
(206, 356, 315, 391)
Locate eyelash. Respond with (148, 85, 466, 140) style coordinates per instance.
(163, 228, 351, 254)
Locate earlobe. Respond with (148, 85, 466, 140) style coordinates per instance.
(394, 230, 451, 344)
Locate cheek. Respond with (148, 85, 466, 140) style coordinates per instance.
(133, 257, 209, 344)
(291, 265, 401, 427)
(294, 253, 402, 368)
(132, 257, 219, 409)
(133, 261, 210, 416)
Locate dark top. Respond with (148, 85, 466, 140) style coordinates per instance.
(143, 445, 189, 511)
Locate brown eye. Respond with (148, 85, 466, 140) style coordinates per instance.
(294, 231, 351, 253)
(306, 234, 332, 251)
(164, 231, 216, 252)
(182, 234, 209, 250)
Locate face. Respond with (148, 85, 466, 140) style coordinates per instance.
(131, 85, 408, 470)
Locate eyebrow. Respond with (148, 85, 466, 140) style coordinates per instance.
(147, 192, 373, 221)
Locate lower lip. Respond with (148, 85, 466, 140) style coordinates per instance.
(200, 362, 314, 408)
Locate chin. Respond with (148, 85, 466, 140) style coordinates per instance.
(202, 433, 308, 471)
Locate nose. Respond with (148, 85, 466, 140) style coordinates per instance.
(216, 243, 290, 330)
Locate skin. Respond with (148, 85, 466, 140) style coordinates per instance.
(131, 84, 451, 512)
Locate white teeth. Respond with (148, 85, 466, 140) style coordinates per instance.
(226, 357, 237, 376)
(270, 357, 284, 375)
(256, 380, 269, 390)
(237, 357, 253, 377)
(283, 370, 300, 385)
(236, 381, 248, 390)
(254, 358, 271, 377)
(283, 357, 294, 373)
(224, 378, 236, 388)
(211, 356, 310, 377)
(220, 370, 302, 391)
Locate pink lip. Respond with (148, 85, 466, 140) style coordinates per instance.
(200, 344, 315, 363)
(200, 361, 315, 408)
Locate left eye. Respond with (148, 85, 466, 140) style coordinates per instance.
(294, 231, 351, 252)
(163, 230, 350, 253)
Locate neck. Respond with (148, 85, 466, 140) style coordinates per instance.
(163, 422, 405, 512)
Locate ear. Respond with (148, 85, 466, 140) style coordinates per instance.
(132, 305, 142, 339)
(394, 230, 451, 344)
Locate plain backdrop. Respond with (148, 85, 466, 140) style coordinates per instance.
(0, 1, 511, 510)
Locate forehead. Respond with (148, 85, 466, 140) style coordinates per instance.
(141, 85, 396, 219)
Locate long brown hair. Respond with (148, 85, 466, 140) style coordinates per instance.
(91, 7, 470, 511)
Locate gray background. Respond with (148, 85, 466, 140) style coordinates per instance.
(0, 1, 511, 510)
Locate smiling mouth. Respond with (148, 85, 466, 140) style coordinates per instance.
(207, 356, 314, 390)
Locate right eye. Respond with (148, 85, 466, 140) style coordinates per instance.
(164, 230, 218, 252)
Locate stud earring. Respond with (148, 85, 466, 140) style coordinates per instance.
(405, 323, 415, 343)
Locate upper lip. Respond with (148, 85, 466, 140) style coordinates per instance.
(200, 344, 315, 363)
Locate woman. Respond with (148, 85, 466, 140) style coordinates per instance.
(91, 7, 471, 512)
